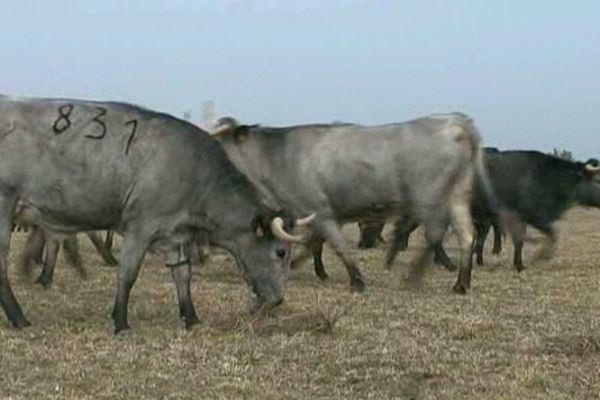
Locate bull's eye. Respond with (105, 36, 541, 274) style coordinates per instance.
(276, 248, 287, 260)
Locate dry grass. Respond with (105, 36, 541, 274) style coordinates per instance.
(1, 208, 600, 399)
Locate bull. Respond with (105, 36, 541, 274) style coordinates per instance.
(382, 150, 600, 270)
(210, 113, 492, 294)
(0, 95, 306, 333)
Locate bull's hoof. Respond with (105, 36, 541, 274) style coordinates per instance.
(350, 279, 366, 293)
(452, 282, 468, 294)
(11, 316, 32, 329)
(184, 315, 201, 330)
(514, 264, 526, 273)
(34, 275, 52, 289)
(316, 271, 329, 281)
(443, 263, 458, 272)
(114, 323, 131, 335)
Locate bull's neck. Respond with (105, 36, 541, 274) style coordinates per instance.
(219, 139, 279, 208)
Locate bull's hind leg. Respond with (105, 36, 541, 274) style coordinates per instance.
(35, 237, 60, 288)
(104, 230, 115, 251)
(63, 235, 88, 279)
(18, 226, 45, 279)
(532, 223, 556, 262)
(385, 215, 420, 269)
(474, 221, 491, 266)
(492, 222, 503, 255)
(433, 244, 457, 271)
(449, 200, 475, 294)
(316, 221, 365, 292)
(87, 232, 118, 266)
(405, 209, 448, 286)
(0, 197, 31, 328)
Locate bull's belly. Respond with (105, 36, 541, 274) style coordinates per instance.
(14, 195, 120, 233)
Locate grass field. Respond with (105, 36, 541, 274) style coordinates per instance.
(1, 208, 599, 399)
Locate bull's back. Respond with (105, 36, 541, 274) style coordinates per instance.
(0, 97, 205, 230)
(287, 115, 478, 217)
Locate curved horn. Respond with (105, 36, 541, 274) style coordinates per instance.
(585, 162, 600, 173)
(296, 213, 316, 227)
(271, 217, 304, 243)
(209, 124, 233, 136)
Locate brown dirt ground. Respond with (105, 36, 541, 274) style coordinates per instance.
(1, 208, 600, 399)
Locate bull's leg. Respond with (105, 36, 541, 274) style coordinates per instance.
(18, 226, 45, 278)
(35, 237, 60, 288)
(63, 234, 88, 279)
(405, 212, 447, 286)
(433, 244, 457, 271)
(104, 230, 115, 251)
(112, 234, 148, 334)
(317, 221, 365, 292)
(189, 232, 211, 266)
(0, 198, 31, 328)
(491, 222, 503, 255)
(474, 221, 491, 266)
(532, 224, 556, 262)
(310, 238, 328, 281)
(507, 219, 527, 271)
(169, 260, 200, 329)
(449, 199, 476, 295)
(87, 232, 118, 266)
(385, 216, 420, 269)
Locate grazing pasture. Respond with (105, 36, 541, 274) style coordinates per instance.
(1, 208, 599, 399)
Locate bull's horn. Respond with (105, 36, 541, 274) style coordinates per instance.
(585, 162, 600, 173)
(271, 217, 304, 243)
(209, 124, 233, 136)
(296, 213, 316, 227)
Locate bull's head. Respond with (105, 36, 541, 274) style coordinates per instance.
(232, 209, 315, 314)
(576, 159, 600, 207)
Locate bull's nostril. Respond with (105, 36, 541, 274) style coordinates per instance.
(276, 249, 286, 260)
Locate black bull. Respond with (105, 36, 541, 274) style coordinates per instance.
(0, 96, 305, 333)
(358, 150, 600, 270)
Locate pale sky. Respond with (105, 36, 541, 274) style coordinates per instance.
(1, 1, 598, 158)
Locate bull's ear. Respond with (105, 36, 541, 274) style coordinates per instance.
(583, 159, 600, 177)
(251, 214, 269, 238)
(234, 124, 259, 143)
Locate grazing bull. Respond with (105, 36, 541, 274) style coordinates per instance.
(210, 113, 492, 294)
(0, 95, 306, 333)
(383, 150, 600, 270)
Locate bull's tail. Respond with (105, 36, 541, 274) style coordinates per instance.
(457, 115, 499, 215)
(472, 142, 499, 217)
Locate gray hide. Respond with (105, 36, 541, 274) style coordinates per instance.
(212, 113, 489, 293)
(0, 95, 296, 333)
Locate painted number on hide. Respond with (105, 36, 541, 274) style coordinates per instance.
(51, 105, 140, 155)
(84, 107, 108, 139)
(124, 119, 138, 155)
(52, 104, 74, 134)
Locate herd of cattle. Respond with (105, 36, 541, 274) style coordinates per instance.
(0, 95, 598, 334)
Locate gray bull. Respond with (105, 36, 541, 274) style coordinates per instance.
(0, 95, 304, 333)
(211, 113, 491, 293)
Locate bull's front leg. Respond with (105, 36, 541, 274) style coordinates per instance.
(316, 221, 365, 292)
(112, 234, 148, 334)
(165, 244, 200, 329)
(0, 197, 31, 328)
